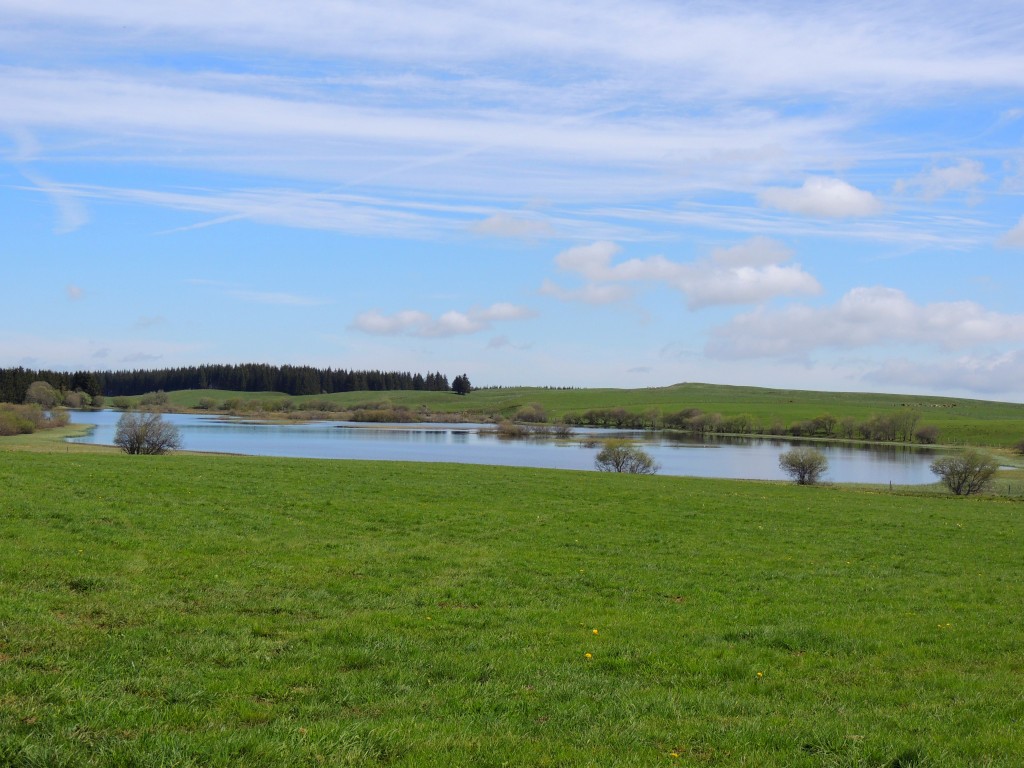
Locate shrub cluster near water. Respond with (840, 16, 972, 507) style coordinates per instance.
(562, 407, 940, 444)
(0, 403, 69, 436)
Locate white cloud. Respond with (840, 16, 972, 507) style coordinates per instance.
(22, 171, 89, 233)
(539, 279, 634, 305)
(122, 351, 164, 363)
(759, 177, 883, 218)
(188, 279, 326, 306)
(866, 349, 1024, 396)
(999, 216, 1024, 248)
(544, 238, 820, 308)
(351, 303, 534, 337)
(681, 262, 822, 310)
(711, 236, 794, 267)
(0, 332, 198, 369)
(894, 159, 986, 199)
(471, 213, 555, 239)
(227, 289, 327, 306)
(708, 286, 1024, 359)
(7, 2, 1024, 97)
(487, 335, 531, 350)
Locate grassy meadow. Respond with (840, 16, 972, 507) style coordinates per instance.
(2, 451, 1023, 766)
(141, 383, 1024, 448)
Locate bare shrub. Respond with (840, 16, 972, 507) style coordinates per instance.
(779, 447, 829, 485)
(930, 449, 998, 496)
(514, 403, 547, 423)
(114, 412, 182, 455)
(495, 420, 530, 439)
(594, 440, 659, 474)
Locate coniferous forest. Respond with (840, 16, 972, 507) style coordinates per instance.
(0, 364, 452, 403)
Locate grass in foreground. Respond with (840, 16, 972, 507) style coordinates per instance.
(1, 453, 1022, 766)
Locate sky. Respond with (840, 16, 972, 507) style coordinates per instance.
(3, 1, 1024, 401)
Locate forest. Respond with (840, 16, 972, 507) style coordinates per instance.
(0, 364, 452, 402)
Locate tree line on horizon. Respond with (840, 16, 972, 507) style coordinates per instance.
(0, 364, 452, 403)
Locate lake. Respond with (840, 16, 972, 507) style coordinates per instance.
(65, 410, 940, 484)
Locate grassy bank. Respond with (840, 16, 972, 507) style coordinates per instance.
(1, 452, 1022, 766)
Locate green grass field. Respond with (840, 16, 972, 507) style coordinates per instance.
(140, 382, 1024, 448)
(2, 451, 1022, 766)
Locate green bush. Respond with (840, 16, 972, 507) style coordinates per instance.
(139, 390, 170, 407)
(0, 410, 34, 436)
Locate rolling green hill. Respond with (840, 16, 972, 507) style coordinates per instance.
(138, 382, 1024, 447)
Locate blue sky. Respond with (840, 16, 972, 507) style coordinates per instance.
(3, 1, 1024, 400)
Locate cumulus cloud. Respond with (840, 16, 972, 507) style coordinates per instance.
(351, 302, 534, 337)
(711, 236, 794, 267)
(708, 286, 1024, 359)
(471, 213, 555, 239)
(894, 159, 986, 199)
(999, 216, 1024, 248)
(865, 349, 1024, 396)
(758, 177, 883, 218)
(539, 278, 633, 305)
(543, 237, 820, 308)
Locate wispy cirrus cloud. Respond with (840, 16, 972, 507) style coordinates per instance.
(2, 0, 1023, 247)
(21, 170, 89, 233)
(188, 279, 327, 306)
(352, 303, 534, 338)
(470, 213, 555, 239)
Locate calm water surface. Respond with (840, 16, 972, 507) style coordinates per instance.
(66, 410, 939, 484)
